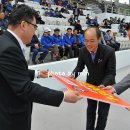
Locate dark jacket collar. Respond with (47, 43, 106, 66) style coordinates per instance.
(3, 31, 22, 50)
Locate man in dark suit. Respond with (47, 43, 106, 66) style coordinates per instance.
(70, 27, 116, 130)
(0, 5, 82, 130)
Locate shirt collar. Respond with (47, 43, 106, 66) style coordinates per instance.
(89, 49, 97, 54)
(7, 29, 26, 50)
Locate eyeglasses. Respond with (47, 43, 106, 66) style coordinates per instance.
(25, 21, 38, 30)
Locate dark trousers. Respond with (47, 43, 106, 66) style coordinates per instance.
(31, 48, 48, 62)
(64, 45, 79, 58)
(86, 99, 110, 130)
(58, 46, 64, 58)
(74, 15, 79, 21)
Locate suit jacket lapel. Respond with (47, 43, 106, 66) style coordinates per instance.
(84, 47, 93, 64)
(94, 44, 104, 64)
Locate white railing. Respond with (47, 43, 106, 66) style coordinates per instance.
(29, 49, 130, 90)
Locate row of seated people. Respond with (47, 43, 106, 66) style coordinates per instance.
(28, 27, 85, 64)
(102, 30, 120, 51)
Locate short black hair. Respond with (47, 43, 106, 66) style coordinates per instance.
(8, 4, 38, 26)
(106, 30, 111, 33)
(84, 27, 101, 39)
(73, 29, 78, 31)
(67, 28, 72, 31)
(54, 28, 60, 32)
(126, 23, 130, 31)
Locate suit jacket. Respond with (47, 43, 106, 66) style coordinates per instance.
(113, 74, 130, 95)
(72, 44, 116, 86)
(0, 31, 64, 130)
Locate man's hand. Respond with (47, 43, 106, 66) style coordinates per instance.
(64, 91, 82, 103)
(68, 45, 71, 48)
(68, 75, 75, 79)
(126, 107, 130, 111)
(34, 44, 39, 49)
(39, 70, 49, 78)
(103, 85, 116, 94)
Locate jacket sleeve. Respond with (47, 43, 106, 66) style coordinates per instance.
(113, 74, 130, 95)
(72, 49, 85, 78)
(28, 69, 35, 81)
(0, 47, 64, 107)
(63, 35, 68, 46)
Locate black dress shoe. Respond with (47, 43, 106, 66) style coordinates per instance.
(38, 59, 43, 64)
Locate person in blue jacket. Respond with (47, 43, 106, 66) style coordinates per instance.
(41, 27, 59, 59)
(29, 34, 48, 64)
(78, 30, 85, 47)
(63, 28, 78, 58)
(73, 29, 84, 56)
(52, 28, 65, 59)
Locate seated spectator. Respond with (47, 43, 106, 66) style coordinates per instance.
(49, 9, 55, 17)
(78, 30, 85, 47)
(101, 31, 107, 44)
(113, 17, 118, 24)
(110, 17, 114, 24)
(66, 3, 73, 10)
(86, 14, 91, 27)
(29, 34, 48, 64)
(36, 11, 45, 24)
(73, 29, 83, 48)
(0, 4, 4, 12)
(44, 9, 50, 16)
(41, 27, 59, 60)
(80, 9, 85, 16)
(104, 30, 120, 51)
(0, 12, 8, 30)
(73, 6, 80, 21)
(63, 28, 78, 58)
(73, 29, 84, 56)
(5, 1, 13, 14)
(60, 7, 69, 14)
(52, 28, 65, 60)
(107, 5, 112, 13)
(112, 2, 117, 14)
(121, 18, 125, 23)
(74, 20, 82, 33)
(100, 19, 111, 29)
(90, 16, 99, 27)
(117, 18, 121, 24)
(100, 1, 105, 13)
(118, 23, 127, 37)
(55, 7, 66, 18)
(68, 15, 75, 26)
(112, 32, 120, 49)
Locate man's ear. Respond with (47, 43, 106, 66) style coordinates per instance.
(20, 21, 27, 32)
